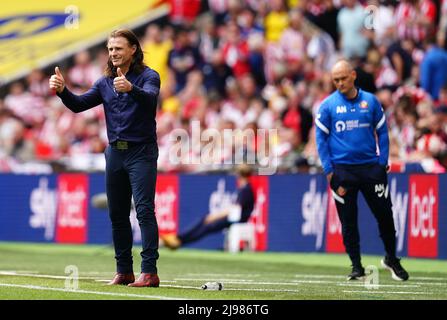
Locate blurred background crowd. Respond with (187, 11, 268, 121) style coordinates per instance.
(1, 0, 447, 174)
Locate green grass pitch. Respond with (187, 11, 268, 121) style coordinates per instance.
(0, 242, 446, 300)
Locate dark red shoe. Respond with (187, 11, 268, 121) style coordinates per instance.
(127, 273, 160, 287)
(107, 273, 135, 285)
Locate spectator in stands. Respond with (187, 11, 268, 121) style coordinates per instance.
(419, 36, 447, 101)
(353, 57, 377, 94)
(406, 112, 447, 173)
(4, 81, 45, 127)
(168, 27, 202, 93)
(337, 0, 370, 59)
(68, 50, 102, 89)
(369, 0, 396, 47)
(2, 0, 447, 176)
(438, 0, 447, 49)
(395, 0, 436, 45)
(35, 98, 74, 160)
(197, 14, 234, 95)
(264, 0, 289, 43)
(177, 70, 207, 122)
(303, 0, 340, 46)
(366, 47, 399, 91)
(415, 114, 447, 159)
(304, 19, 338, 74)
(437, 84, 447, 107)
(26, 69, 50, 98)
(142, 24, 173, 88)
(0, 108, 33, 162)
(207, 0, 230, 25)
(386, 38, 414, 85)
(238, 7, 266, 87)
(221, 21, 252, 78)
(278, 9, 306, 82)
(168, 0, 202, 27)
(197, 14, 220, 66)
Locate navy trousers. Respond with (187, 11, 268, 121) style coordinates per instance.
(105, 143, 159, 274)
(330, 163, 397, 267)
(178, 215, 232, 245)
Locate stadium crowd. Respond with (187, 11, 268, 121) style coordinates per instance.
(1, 0, 447, 174)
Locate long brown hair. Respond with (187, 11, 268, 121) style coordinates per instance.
(104, 29, 146, 78)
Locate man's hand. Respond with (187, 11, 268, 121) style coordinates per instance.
(327, 172, 346, 196)
(113, 68, 132, 93)
(336, 186, 347, 196)
(49, 67, 65, 93)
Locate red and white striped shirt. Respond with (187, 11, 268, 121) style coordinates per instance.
(395, 0, 436, 43)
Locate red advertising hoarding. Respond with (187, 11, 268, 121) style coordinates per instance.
(408, 175, 438, 258)
(249, 175, 269, 251)
(55, 174, 88, 244)
(155, 174, 179, 236)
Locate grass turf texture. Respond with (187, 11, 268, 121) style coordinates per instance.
(0, 242, 446, 300)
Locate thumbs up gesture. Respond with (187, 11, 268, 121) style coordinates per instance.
(113, 67, 132, 93)
(49, 66, 65, 93)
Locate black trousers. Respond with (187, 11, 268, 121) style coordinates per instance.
(330, 163, 397, 267)
(105, 143, 159, 274)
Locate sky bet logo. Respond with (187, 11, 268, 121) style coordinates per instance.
(408, 175, 438, 258)
(0, 11, 79, 40)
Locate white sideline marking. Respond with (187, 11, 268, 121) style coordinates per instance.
(93, 282, 300, 293)
(175, 277, 442, 290)
(411, 277, 447, 281)
(3, 270, 445, 295)
(0, 283, 188, 300)
(162, 284, 301, 293)
(5, 270, 445, 283)
(295, 274, 345, 279)
(221, 288, 301, 293)
(1, 272, 298, 293)
(410, 282, 447, 286)
(338, 283, 420, 288)
(94, 280, 178, 284)
(81, 272, 115, 275)
(0, 271, 96, 280)
(175, 278, 303, 286)
(292, 280, 335, 284)
(174, 278, 422, 288)
(295, 274, 447, 282)
(0, 270, 39, 274)
(154, 284, 201, 290)
(175, 278, 351, 285)
(186, 273, 261, 277)
(343, 290, 433, 295)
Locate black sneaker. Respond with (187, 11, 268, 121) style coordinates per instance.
(347, 266, 366, 280)
(381, 256, 409, 281)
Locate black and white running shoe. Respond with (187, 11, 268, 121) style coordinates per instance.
(381, 256, 409, 281)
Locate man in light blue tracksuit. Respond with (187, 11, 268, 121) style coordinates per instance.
(315, 60, 409, 281)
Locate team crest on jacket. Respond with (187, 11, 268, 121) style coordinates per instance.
(360, 101, 368, 108)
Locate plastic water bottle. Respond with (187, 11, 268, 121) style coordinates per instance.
(201, 282, 223, 290)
